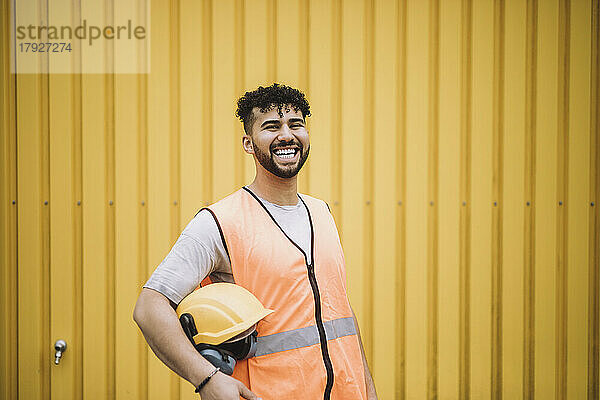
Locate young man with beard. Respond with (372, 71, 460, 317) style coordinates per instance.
(134, 84, 377, 400)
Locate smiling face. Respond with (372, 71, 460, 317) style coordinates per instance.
(243, 105, 310, 179)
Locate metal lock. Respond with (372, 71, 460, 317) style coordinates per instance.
(54, 339, 67, 365)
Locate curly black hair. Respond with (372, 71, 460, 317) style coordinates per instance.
(236, 83, 311, 135)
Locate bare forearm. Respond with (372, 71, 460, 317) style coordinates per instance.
(133, 288, 214, 387)
(133, 288, 261, 400)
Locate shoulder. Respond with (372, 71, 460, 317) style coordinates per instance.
(187, 208, 219, 232)
(298, 193, 331, 214)
(181, 208, 226, 249)
(207, 189, 257, 221)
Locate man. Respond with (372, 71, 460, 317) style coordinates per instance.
(134, 83, 377, 399)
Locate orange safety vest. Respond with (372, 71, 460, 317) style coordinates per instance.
(204, 187, 367, 400)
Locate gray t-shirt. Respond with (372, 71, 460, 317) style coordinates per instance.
(144, 191, 312, 304)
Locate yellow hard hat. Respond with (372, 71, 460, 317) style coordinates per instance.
(176, 283, 273, 345)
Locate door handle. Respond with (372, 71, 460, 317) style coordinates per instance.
(54, 339, 67, 365)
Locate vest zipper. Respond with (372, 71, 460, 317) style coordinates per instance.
(241, 187, 336, 399)
(306, 262, 335, 400)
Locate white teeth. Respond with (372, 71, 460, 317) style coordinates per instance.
(274, 148, 297, 157)
(275, 149, 294, 154)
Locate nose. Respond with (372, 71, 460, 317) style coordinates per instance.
(277, 124, 294, 141)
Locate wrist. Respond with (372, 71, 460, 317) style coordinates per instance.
(194, 367, 221, 394)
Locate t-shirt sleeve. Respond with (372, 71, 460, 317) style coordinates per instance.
(143, 209, 230, 304)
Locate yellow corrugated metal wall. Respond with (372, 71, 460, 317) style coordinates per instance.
(1, 0, 599, 399)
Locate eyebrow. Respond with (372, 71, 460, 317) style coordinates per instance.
(260, 119, 280, 128)
(288, 117, 305, 124)
(260, 117, 305, 128)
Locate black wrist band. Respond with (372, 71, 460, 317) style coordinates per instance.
(195, 367, 220, 394)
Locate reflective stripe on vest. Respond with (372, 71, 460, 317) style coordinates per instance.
(255, 317, 356, 357)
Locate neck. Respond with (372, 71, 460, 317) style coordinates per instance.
(248, 169, 299, 206)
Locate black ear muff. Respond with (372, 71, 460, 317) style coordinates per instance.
(219, 331, 258, 360)
(179, 313, 198, 346)
(198, 347, 236, 375)
(182, 322, 259, 376)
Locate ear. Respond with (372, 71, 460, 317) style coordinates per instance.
(242, 135, 254, 154)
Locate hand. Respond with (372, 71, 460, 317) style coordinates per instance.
(198, 372, 261, 400)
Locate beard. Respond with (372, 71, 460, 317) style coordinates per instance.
(252, 139, 310, 179)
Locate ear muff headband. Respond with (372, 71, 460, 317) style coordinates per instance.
(179, 313, 198, 346)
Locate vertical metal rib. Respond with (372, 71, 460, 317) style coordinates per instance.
(427, 0, 440, 398)
(202, 0, 213, 203)
(331, 0, 343, 233)
(234, 0, 245, 187)
(137, 0, 149, 397)
(459, 0, 473, 397)
(491, 0, 505, 398)
(395, 0, 408, 397)
(40, 0, 51, 396)
(556, 1, 570, 398)
(169, 1, 181, 397)
(72, 1, 84, 396)
(363, 0, 375, 366)
(104, 0, 116, 396)
(588, 2, 600, 399)
(523, 0, 538, 398)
